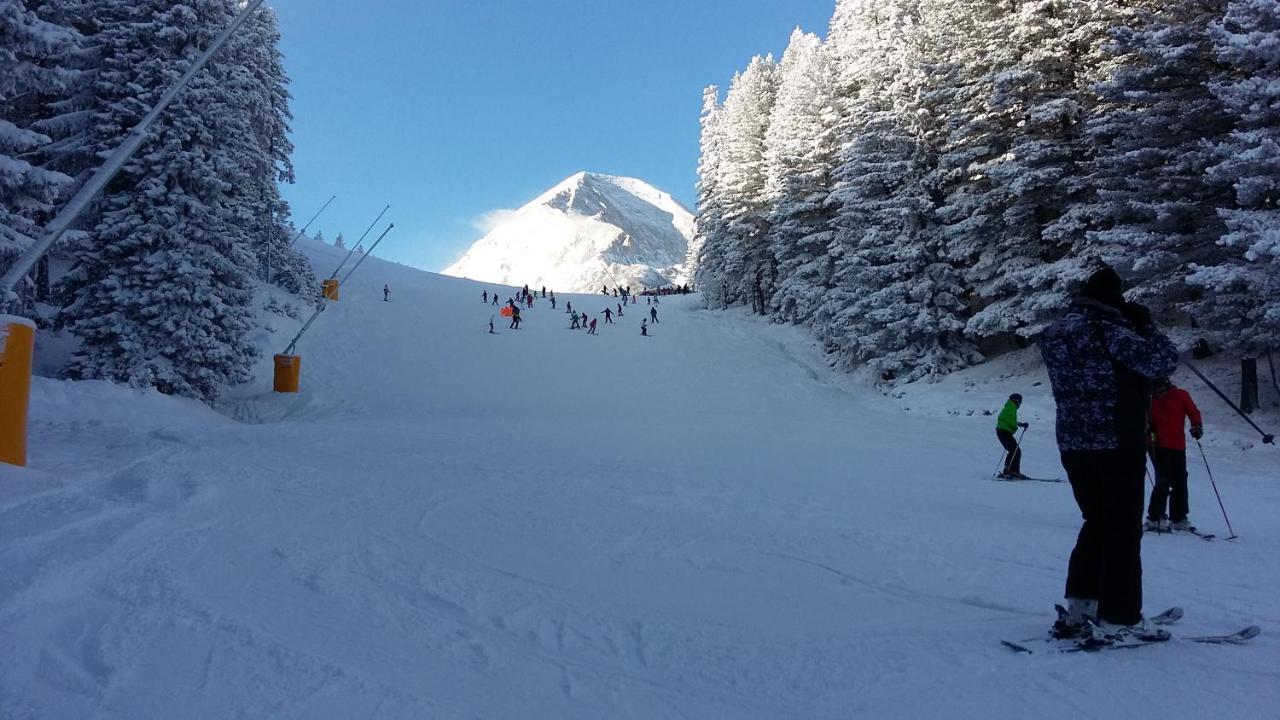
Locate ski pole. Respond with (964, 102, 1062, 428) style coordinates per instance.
(1194, 439, 1237, 540)
(1181, 359, 1275, 445)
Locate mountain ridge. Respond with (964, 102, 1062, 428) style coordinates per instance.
(443, 172, 694, 292)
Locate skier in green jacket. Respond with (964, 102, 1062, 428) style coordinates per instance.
(996, 393, 1030, 479)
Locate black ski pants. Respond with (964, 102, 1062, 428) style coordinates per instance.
(996, 429, 1021, 475)
(1147, 447, 1189, 523)
(1061, 447, 1146, 626)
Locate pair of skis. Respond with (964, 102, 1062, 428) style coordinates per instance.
(992, 473, 1065, 484)
(1002, 606, 1261, 654)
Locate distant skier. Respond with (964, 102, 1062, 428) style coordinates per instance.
(1039, 266, 1178, 643)
(602, 308, 613, 324)
(527, 295, 533, 309)
(1145, 378, 1204, 533)
(613, 288, 618, 298)
(580, 311, 588, 327)
(483, 290, 488, 304)
(570, 314, 580, 329)
(602, 284, 608, 295)
(383, 284, 390, 301)
(488, 316, 495, 334)
(647, 296, 651, 305)
(542, 286, 546, 298)
(491, 293, 499, 306)
(550, 296, 557, 309)
(640, 319, 648, 336)
(995, 393, 1029, 479)
(566, 300, 573, 315)
(510, 305, 521, 329)
(616, 303, 623, 317)
(588, 317, 598, 335)
(649, 306, 658, 323)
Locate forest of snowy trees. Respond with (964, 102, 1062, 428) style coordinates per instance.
(0, 0, 313, 401)
(692, 0, 1280, 383)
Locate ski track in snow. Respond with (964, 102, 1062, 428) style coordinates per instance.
(1, 240, 1277, 719)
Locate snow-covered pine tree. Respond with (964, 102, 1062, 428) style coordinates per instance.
(1085, 1, 1234, 322)
(763, 28, 839, 325)
(227, 5, 315, 298)
(0, 0, 79, 306)
(334, 232, 345, 249)
(59, 0, 258, 401)
(1189, 0, 1280, 351)
(924, 1, 1023, 352)
(315, 230, 326, 244)
(961, 0, 1122, 341)
(691, 85, 727, 307)
(712, 54, 778, 314)
(820, 0, 976, 382)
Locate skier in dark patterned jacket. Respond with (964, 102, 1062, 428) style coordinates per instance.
(1038, 266, 1178, 644)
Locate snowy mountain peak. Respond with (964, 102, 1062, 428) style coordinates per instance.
(444, 172, 693, 293)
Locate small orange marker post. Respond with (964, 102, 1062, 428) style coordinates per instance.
(0, 316, 36, 466)
(273, 353, 300, 393)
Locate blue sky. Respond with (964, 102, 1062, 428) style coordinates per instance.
(270, 0, 836, 272)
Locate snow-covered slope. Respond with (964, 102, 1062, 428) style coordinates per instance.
(2, 240, 1277, 719)
(443, 171, 694, 292)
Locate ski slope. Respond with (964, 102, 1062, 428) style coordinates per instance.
(2, 240, 1277, 719)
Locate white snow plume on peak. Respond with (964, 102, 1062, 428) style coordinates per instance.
(444, 171, 694, 293)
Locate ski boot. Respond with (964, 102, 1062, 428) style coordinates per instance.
(1051, 598, 1098, 640)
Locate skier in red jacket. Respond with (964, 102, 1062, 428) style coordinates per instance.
(1145, 378, 1204, 533)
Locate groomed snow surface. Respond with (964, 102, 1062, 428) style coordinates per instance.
(2, 240, 1277, 719)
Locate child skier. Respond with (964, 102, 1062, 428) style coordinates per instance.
(996, 393, 1030, 479)
(588, 318, 598, 335)
(383, 284, 390, 302)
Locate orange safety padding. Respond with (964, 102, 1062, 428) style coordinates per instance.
(321, 278, 340, 301)
(500, 306, 513, 317)
(273, 353, 301, 393)
(0, 320, 35, 466)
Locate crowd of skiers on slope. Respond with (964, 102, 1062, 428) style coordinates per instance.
(992, 265, 1229, 649)
(641, 284, 694, 296)
(481, 284, 661, 337)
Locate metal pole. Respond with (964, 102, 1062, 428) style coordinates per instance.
(339, 224, 393, 285)
(1181, 359, 1275, 445)
(282, 301, 329, 357)
(286, 194, 336, 247)
(0, 0, 268, 307)
(329, 204, 389, 279)
(1195, 439, 1238, 540)
(281, 224, 393, 357)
